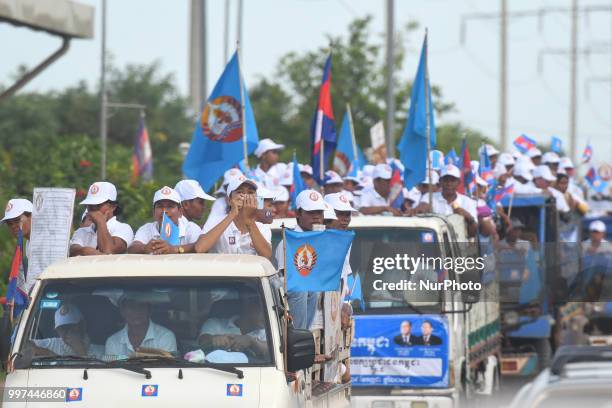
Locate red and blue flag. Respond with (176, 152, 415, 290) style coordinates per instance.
(2, 229, 28, 321)
(458, 138, 473, 194)
(479, 144, 494, 185)
(494, 183, 514, 203)
(585, 167, 607, 193)
(132, 116, 153, 182)
(388, 161, 404, 209)
(513, 134, 537, 153)
(582, 143, 593, 163)
(311, 54, 336, 185)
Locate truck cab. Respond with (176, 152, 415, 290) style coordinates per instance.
(1, 254, 346, 407)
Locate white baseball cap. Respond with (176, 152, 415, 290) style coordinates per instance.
(1, 198, 33, 222)
(527, 148, 543, 158)
(324, 170, 343, 185)
(498, 152, 515, 167)
(560, 157, 575, 169)
(479, 144, 500, 157)
(295, 189, 326, 211)
(513, 162, 534, 181)
(254, 138, 285, 158)
(175, 180, 215, 202)
(542, 151, 560, 164)
(512, 151, 523, 160)
(440, 164, 461, 179)
(256, 183, 276, 200)
(226, 177, 258, 197)
(153, 186, 182, 205)
(279, 170, 293, 186)
(493, 162, 508, 178)
(533, 165, 556, 182)
(324, 192, 357, 212)
(362, 164, 375, 178)
(373, 164, 392, 180)
(80, 182, 118, 205)
(272, 186, 290, 202)
(298, 164, 313, 176)
(589, 220, 607, 233)
(419, 170, 440, 185)
(323, 202, 337, 220)
(54, 303, 84, 329)
(475, 175, 488, 187)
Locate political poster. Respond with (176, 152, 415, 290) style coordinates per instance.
(351, 314, 449, 388)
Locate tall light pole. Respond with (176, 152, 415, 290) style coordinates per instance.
(99, 0, 108, 179)
(499, 0, 508, 151)
(569, 0, 578, 163)
(189, 0, 207, 114)
(223, 0, 230, 63)
(385, 0, 396, 158)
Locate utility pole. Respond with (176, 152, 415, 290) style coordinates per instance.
(237, 0, 243, 53)
(569, 0, 578, 164)
(223, 0, 230, 63)
(99, 0, 107, 180)
(385, 0, 396, 158)
(189, 0, 207, 115)
(500, 0, 508, 151)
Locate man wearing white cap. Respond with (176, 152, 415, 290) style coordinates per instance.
(416, 164, 478, 237)
(323, 170, 344, 195)
(582, 220, 610, 255)
(274, 189, 326, 330)
(2, 198, 33, 241)
(532, 165, 570, 213)
(478, 144, 500, 168)
(416, 171, 440, 196)
(512, 162, 542, 194)
(359, 164, 402, 216)
(542, 152, 560, 176)
(272, 186, 292, 219)
(299, 164, 317, 189)
(196, 178, 272, 258)
(70, 182, 134, 256)
(31, 303, 103, 358)
(253, 138, 285, 189)
(175, 179, 215, 224)
(560, 157, 585, 200)
(129, 186, 201, 254)
(256, 183, 276, 224)
(527, 148, 542, 167)
(403, 187, 422, 211)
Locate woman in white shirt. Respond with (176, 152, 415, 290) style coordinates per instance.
(196, 178, 272, 258)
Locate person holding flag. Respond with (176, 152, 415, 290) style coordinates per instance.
(70, 182, 134, 256)
(129, 186, 201, 255)
(532, 166, 570, 213)
(310, 53, 337, 185)
(2, 198, 33, 246)
(196, 177, 272, 258)
(359, 164, 402, 216)
(183, 50, 259, 192)
(253, 138, 285, 189)
(175, 179, 216, 225)
(416, 164, 478, 237)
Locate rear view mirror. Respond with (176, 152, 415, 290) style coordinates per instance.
(286, 326, 315, 372)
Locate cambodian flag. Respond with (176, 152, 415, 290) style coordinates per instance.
(310, 54, 336, 185)
(494, 183, 514, 203)
(479, 144, 494, 185)
(513, 134, 537, 153)
(132, 117, 153, 182)
(582, 143, 593, 163)
(2, 229, 28, 320)
(458, 138, 473, 194)
(585, 167, 607, 193)
(388, 161, 404, 209)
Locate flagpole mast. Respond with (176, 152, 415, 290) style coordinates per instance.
(346, 103, 358, 168)
(424, 29, 433, 209)
(237, 41, 249, 170)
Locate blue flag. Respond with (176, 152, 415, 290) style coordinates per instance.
(333, 108, 366, 177)
(285, 229, 354, 292)
(160, 212, 180, 246)
(551, 136, 562, 153)
(398, 33, 436, 189)
(183, 51, 259, 191)
(445, 148, 458, 165)
(290, 153, 306, 209)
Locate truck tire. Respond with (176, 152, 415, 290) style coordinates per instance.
(535, 338, 552, 372)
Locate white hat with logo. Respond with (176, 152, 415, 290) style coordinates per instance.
(254, 138, 285, 158)
(527, 148, 542, 158)
(560, 157, 575, 169)
(440, 164, 461, 179)
(296, 189, 326, 211)
(419, 170, 440, 185)
(542, 151, 560, 164)
(498, 152, 515, 167)
(54, 304, 84, 329)
(80, 182, 118, 205)
(153, 186, 182, 205)
(324, 170, 343, 185)
(1, 198, 33, 222)
(272, 186, 290, 203)
(478, 144, 500, 157)
(373, 164, 392, 180)
(589, 220, 607, 233)
(256, 183, 276, 200)
(533, 165, 556, 182)
(324, 192, 357, 212)
(226, 177, 258, 197)
(513, 162, 534, 181)
(279, 170, 293, 186)
(323, 202, 337, 220)
(175, 180, 215, 202)
(298, 163, 313, 176)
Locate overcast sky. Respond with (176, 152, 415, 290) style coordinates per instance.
(2, 0, 610, 166)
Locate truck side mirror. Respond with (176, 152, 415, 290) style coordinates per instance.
(286, 326, 315, 372)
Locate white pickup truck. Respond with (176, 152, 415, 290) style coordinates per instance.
(1, 254, 350, 407)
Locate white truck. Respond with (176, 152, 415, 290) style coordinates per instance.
(1, 254, 350, 407)
(344, 215, 500, 408)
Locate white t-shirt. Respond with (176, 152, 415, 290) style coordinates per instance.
(253, 164, 282, 189)
(105, 320, 177, 358)
(207, 198, 228, 225)
(33, 336, 104, 358)
(70, 217, 134, 249)
(133, 216, 201, 245)
(358, 186, 388, 208)
(419, 192, 478, 222)
(201, 215, 272, 255)
(199, 316, 266, 342)
(549, 188, 570, 213)
(514, 181, 542, 195)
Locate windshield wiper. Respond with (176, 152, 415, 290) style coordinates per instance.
(31, 355, 152, 378)
(120, 356, 244, 379)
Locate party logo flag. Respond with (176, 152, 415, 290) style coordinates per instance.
(183, 51, 259, 191)
(333, 107, 366, 177)
(585, 167, 608, 193)
(398, 32, 436, 189)
(582, 143, 593, 163)
(494, 183, 514, 203)
(290, 153, 306, 209)
(285, 229, 354, 292)
(513, 134, 537, 154)
(551, 136, 563, 154)
(311, 54, 336, 184)
(132, 116, 153, 182)
(160, 212, 179, 246)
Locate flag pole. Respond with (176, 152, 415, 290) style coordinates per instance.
(282, 224, 289, 373)
(347, 103, 358, 167)
(237, 41, 249, 170)
(424, 29, 433, 209)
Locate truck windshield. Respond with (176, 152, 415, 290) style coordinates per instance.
(19, 277, 273, 367)
(350, 227, 443, 313)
